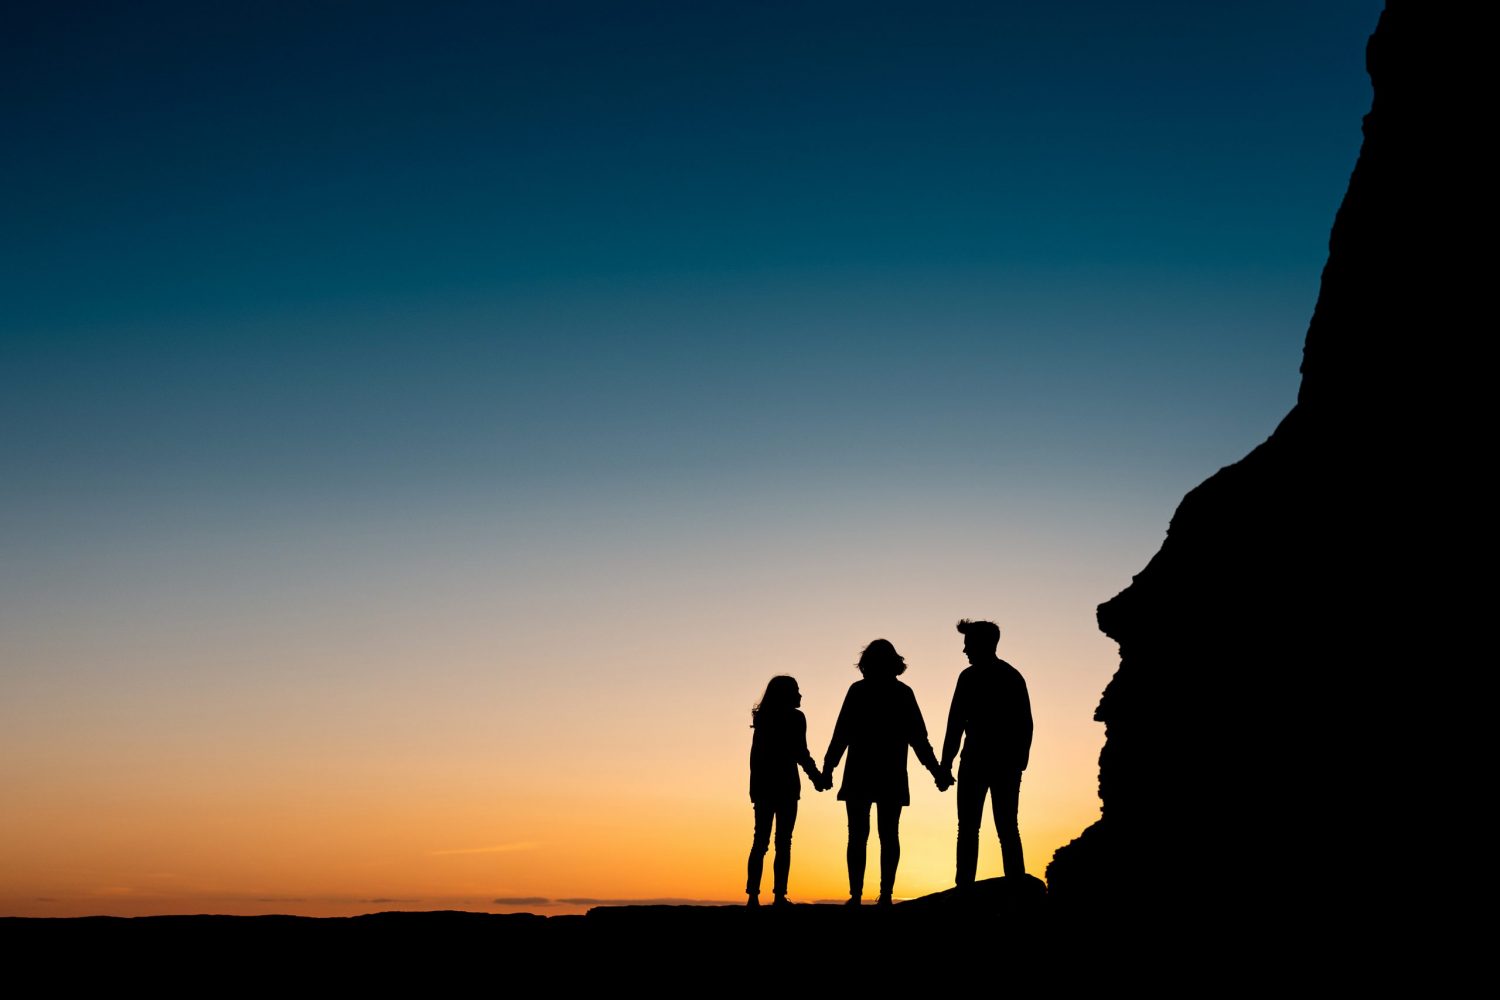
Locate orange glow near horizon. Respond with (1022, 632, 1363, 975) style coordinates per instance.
(1, 509, 1131, 917)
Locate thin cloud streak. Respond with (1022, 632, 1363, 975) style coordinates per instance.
(429, 842, 540, 856)
(556, 897, 735, 907)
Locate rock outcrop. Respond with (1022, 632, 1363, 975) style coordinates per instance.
(1047, 1, 1480, 925)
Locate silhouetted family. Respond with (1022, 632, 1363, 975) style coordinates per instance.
(746, 619, 1032, 906)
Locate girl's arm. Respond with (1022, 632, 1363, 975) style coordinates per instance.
(793, 711, 826, 789)
(795, 711, 818, 775)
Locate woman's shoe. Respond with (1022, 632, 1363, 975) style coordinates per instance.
(746, 894, 760, 908)
(844, 895, 861, 906)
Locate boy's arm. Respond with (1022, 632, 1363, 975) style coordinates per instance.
(941, 671, 967, 772)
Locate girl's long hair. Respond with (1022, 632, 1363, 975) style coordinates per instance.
(751, 675, 799, 727)
(857, 638, 907, 678)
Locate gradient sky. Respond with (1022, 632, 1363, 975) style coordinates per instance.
(2, 1, 1382, 916)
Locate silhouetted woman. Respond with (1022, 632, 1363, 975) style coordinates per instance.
(746, 675, 826, 907)
(822, 639, 944, 905)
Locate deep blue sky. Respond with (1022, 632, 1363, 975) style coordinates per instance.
(5, 1, 1381, 526)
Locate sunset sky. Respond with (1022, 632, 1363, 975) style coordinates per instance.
(2, 1, 1381, 916)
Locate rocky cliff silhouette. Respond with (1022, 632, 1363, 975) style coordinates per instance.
(1047, 0, 1477, 931)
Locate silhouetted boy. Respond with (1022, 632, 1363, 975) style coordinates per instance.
(940, 619, 1033, 883)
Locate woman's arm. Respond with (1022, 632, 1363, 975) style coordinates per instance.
(822, 686, 855, 779)
(905, 686, 942, 775)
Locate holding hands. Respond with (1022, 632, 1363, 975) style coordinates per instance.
(932, 764, 955, 793)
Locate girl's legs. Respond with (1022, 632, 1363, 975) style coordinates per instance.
(747, 801, 775, 899)
(771, 799, 799, 898)
(875, 800, 903, 902)
(846, 800, 872, 900)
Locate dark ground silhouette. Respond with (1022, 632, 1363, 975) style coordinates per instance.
(3, 882, 1061, 988)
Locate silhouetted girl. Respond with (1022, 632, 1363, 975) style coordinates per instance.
(822, 639, 944, 905)
(747, 675, 826, 907)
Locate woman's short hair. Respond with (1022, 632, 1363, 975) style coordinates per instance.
(857, 638, 907, 678)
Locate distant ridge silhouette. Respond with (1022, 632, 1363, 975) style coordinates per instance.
(1047, 0, 1479, 951)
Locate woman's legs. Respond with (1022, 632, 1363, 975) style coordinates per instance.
(845, 800, 872, 898)
(875, 800, 903, 900)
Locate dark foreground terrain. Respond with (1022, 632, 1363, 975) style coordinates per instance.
(1, 877, 1325, 989)
(2, 878, 1057, 986)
